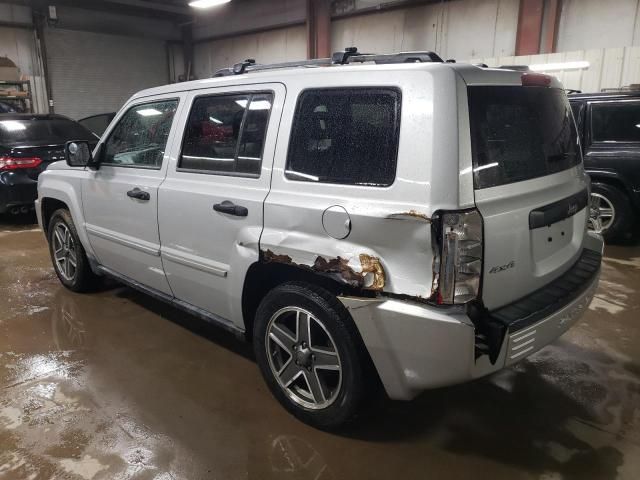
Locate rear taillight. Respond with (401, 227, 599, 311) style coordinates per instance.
(434, 209, 483, 305)
(521, 72, 552, 87)
(0, 156, 42, 171)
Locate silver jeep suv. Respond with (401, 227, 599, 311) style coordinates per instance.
(36, 50, 603, 429)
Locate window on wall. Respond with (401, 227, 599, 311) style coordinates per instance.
(591, 102, 640, 142)
(180, 92, 273, 176)
(102, 100, 178, 168)
(285, 88, 401, 186)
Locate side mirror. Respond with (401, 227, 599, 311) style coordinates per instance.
(65, 141, 92, 167)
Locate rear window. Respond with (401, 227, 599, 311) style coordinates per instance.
(591, 101, 640, 142)
(0, 117, 94, 146)
(468, 86, 580, 189)
(286, 88, 401, 186)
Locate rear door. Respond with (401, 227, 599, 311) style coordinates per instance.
(157, 83, 284, 327)
(82, 96, 183, 295)
(466, 81, 589, 310)
(584, 100, 640, 201)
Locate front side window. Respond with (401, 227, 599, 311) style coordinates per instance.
(591, 102, 640, 142)
(180, 92, 273, 176)
(286, 88, 401, 186)
(102, 100, 178, 168)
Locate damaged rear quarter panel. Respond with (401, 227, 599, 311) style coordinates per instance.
(261, 68, 462, 299)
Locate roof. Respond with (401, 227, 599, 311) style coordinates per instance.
(130, 61, 554, 102)
(132, 61, 454, 100)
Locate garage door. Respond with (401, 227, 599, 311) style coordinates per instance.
(45, 28, 168, 120)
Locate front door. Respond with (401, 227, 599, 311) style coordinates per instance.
(158, 84, 284, 326)
(82, 97, 183, 295)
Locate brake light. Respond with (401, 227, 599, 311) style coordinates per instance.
(521, 72, 552, 87)
(434, 209, 483, 305)
(0, 156, 42, 171)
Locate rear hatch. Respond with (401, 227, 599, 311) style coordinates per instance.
(464, 71, 589, 311)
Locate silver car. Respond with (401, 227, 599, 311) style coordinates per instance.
(36, 50, 603, 429)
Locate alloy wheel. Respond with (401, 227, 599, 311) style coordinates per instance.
(53, 222, 77, 282)
(265, 307, 342, 410)
(589, 192, 615, 234)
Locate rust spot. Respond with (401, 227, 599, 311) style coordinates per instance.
(261, 249, 386, 291)
(387, 210, 431, 222)
(359, 254, 385, 290)
(262, 249, 293, 264)
(312, 256, 363, 286)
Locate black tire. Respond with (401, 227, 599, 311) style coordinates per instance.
(590, 182, 634, 243)
(47, 209, 99, 292)
(253, 282, 372, 430)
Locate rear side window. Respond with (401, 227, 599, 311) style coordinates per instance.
(591, 102, 640, 142)
(468, 86, 580, 189)
(286, 88, 401, 186)
(180, 92, 273, 176)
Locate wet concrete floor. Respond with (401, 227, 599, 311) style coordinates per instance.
(0, 217, 639, 480)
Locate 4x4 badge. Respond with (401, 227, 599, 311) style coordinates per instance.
(489, 261, 515, 274)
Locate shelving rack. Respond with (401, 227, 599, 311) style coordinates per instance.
(0, 80, 32, 113)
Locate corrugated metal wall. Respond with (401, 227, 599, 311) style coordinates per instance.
(470, 47, 640, 93)
(45, 28, 169, 119)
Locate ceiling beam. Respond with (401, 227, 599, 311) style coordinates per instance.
(100, 0, 192, 16)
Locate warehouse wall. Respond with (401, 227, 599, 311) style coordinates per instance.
(194, 25, 307, 79)
(0, 4, 48, 113)
(192, 0, 306, 40)
(470, 46, 640, 93)
(332, 0, 519, 59)
(557, 0, 640, 52)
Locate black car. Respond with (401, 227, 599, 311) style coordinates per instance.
(78, 112, 116, 138)
(569, 91, 640, 242)
(0, 114, 95, 215)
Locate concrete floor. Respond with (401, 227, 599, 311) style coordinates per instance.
(0, 219, 639, 480)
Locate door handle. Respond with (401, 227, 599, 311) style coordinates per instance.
(213, 200, 248, 217)
(127, 187, 150, 201)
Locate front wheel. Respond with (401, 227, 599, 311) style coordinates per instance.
(254, 282, 372, 430)
(48, 209, 99, 292)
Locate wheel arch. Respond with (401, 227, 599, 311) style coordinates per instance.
(38, 176, 95, 258)
(586, 169, 639, 210)
(241, 260, 363, 341)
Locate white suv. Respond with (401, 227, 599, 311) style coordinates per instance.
(37, 50, 603, 429)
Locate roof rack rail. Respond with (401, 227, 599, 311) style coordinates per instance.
(213, 47, 444, 77)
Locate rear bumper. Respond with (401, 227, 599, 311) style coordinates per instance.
(339, 232, 603, 401)
(0, 171, 38, 213)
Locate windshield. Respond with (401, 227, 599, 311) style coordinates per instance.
(0, 117, 94, 146)
(468, 86, 581, 189)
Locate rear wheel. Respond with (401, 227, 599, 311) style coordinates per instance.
(48, 209, 99, 292)
(589, 182, 633, 243)
(253, 282, 371, 430)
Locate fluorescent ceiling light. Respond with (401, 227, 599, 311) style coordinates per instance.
(529, 61, 590, 72)
(137, 108, 162, 117)
(0, 120, 26, 131)
(235, 99, 271, 110)
(209, 116, 223, 124)
(189, 0, 231, 8)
